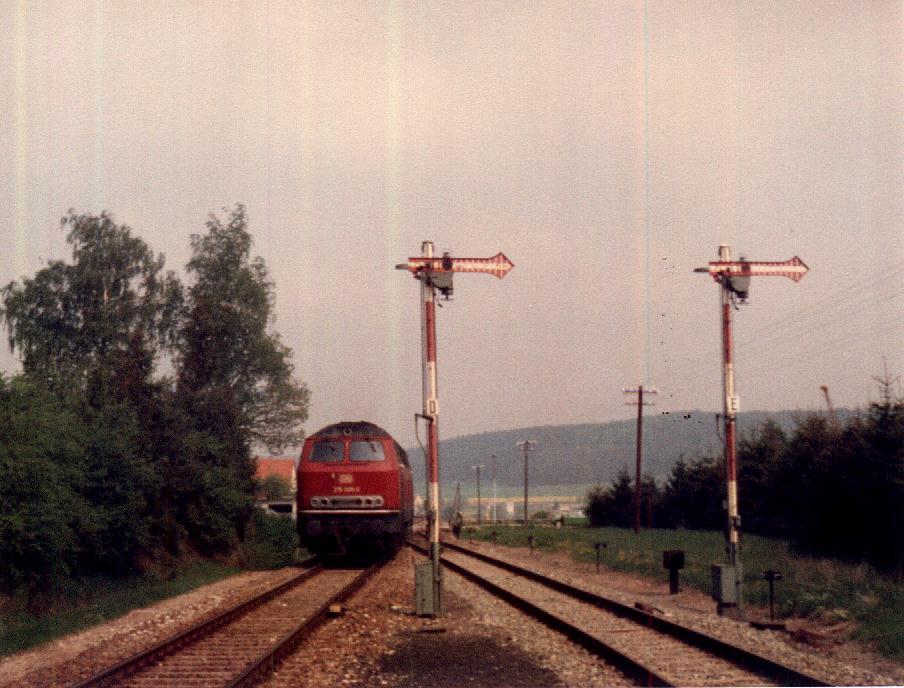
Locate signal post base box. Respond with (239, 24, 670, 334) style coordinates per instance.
(662, 550, 685, 570)
(711, 563, 739, 605)
(415, 562, 437, 617)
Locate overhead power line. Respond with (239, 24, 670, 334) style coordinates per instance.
(658, 261, 904, 384)
(736, 287, 904, 357)
(736, 260, 903, 346)
(739, 315, 904, 379)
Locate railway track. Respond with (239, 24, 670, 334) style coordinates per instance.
(409, 537, 831, 687)
(72, 560, 383, 688)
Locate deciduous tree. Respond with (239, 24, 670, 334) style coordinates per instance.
(1, 211, 182, 404)
(178, 205, 310, 454)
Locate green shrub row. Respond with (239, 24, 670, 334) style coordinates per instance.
(586, 383, 904, 575)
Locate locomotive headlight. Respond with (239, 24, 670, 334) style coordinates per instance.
(310, 495, 383, 508)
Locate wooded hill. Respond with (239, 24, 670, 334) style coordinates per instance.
(410, 410, 844, 488)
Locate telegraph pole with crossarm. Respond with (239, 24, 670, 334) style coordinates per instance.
(472, 464, 484, 524)
(695, 246, 807, 616)
(623, 385, 657, 534)
(517, 439, 538, 525)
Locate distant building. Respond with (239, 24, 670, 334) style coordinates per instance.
(255, 457, 297, 518)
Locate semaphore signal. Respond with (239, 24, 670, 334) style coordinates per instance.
(398, 252, 514, 280)
(396, 242, 513, 618)
(695, 245, 808, 618)
(697, 256, 808, 283)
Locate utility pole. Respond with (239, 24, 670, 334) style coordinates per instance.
(472, 464, 484, 524)
(820, 385, 839, 429)
(397, 244, 513, 618)
(453, 481, 462, 516)
(491, 454, 497, 524)
(623, 385, 657, 534)
(516, 440, 537, 525)
(695, 246, 807, 616)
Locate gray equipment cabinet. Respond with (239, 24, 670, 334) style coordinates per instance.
(711, 563, 739, 604)
(415, 561, 438, 616)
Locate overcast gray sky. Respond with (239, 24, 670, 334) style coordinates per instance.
(2, 1, 901, 450)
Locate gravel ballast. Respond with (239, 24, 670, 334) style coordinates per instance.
(0, 568, 301, 688)
(1, 541, 902, 687)
(450, 539, 904, 687)
(262, 549, 629, 688)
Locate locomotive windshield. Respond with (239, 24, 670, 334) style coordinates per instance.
(310, 440, 344, 462)
(349, 440, 385, 462)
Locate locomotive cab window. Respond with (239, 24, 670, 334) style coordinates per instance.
(310, 440, 344, 463)
(349, 440, 385, 462)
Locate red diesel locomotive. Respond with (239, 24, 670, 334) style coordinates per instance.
(296, 421, 414, 556)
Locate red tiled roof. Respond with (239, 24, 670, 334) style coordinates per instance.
(255, 457, 297, 485)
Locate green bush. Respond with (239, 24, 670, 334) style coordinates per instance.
(0, 378, 87, 596)
(652, 381, 904, 574)
(0, 560, 239, 657)
(242, 510, 298, 569)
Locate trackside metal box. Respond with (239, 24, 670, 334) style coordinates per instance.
(711, 563, 738, 604)
(415, 561, 436, 616)
(662, 550, 685, 570)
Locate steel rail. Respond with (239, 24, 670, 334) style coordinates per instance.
(409, 539, 670, 686)
(226, 560, 386, 688)
(71, 559, 322, 688)
(413, 538, 831, 688)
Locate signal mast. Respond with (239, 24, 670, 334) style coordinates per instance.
(397, 243, 513, 617)
(695, 245, 808, 616)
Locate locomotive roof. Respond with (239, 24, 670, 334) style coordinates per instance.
(309, 421, 394, 439)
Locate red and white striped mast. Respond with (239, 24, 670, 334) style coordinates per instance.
(398, 243, 513, 617)
(718, 244, 741, 592)
(696, 246, 808, 616)
(421, 241, 442, 608)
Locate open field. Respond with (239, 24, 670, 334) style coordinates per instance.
(467, 524, 904, 660)
(434, 483, 593, 520)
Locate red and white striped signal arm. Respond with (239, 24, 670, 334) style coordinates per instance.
(703, 256, 809, 282)
(400, 252, 514, 279)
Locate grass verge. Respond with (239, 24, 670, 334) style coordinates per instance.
(0, 560, 241, 658)
(469, 524, 904, 661)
